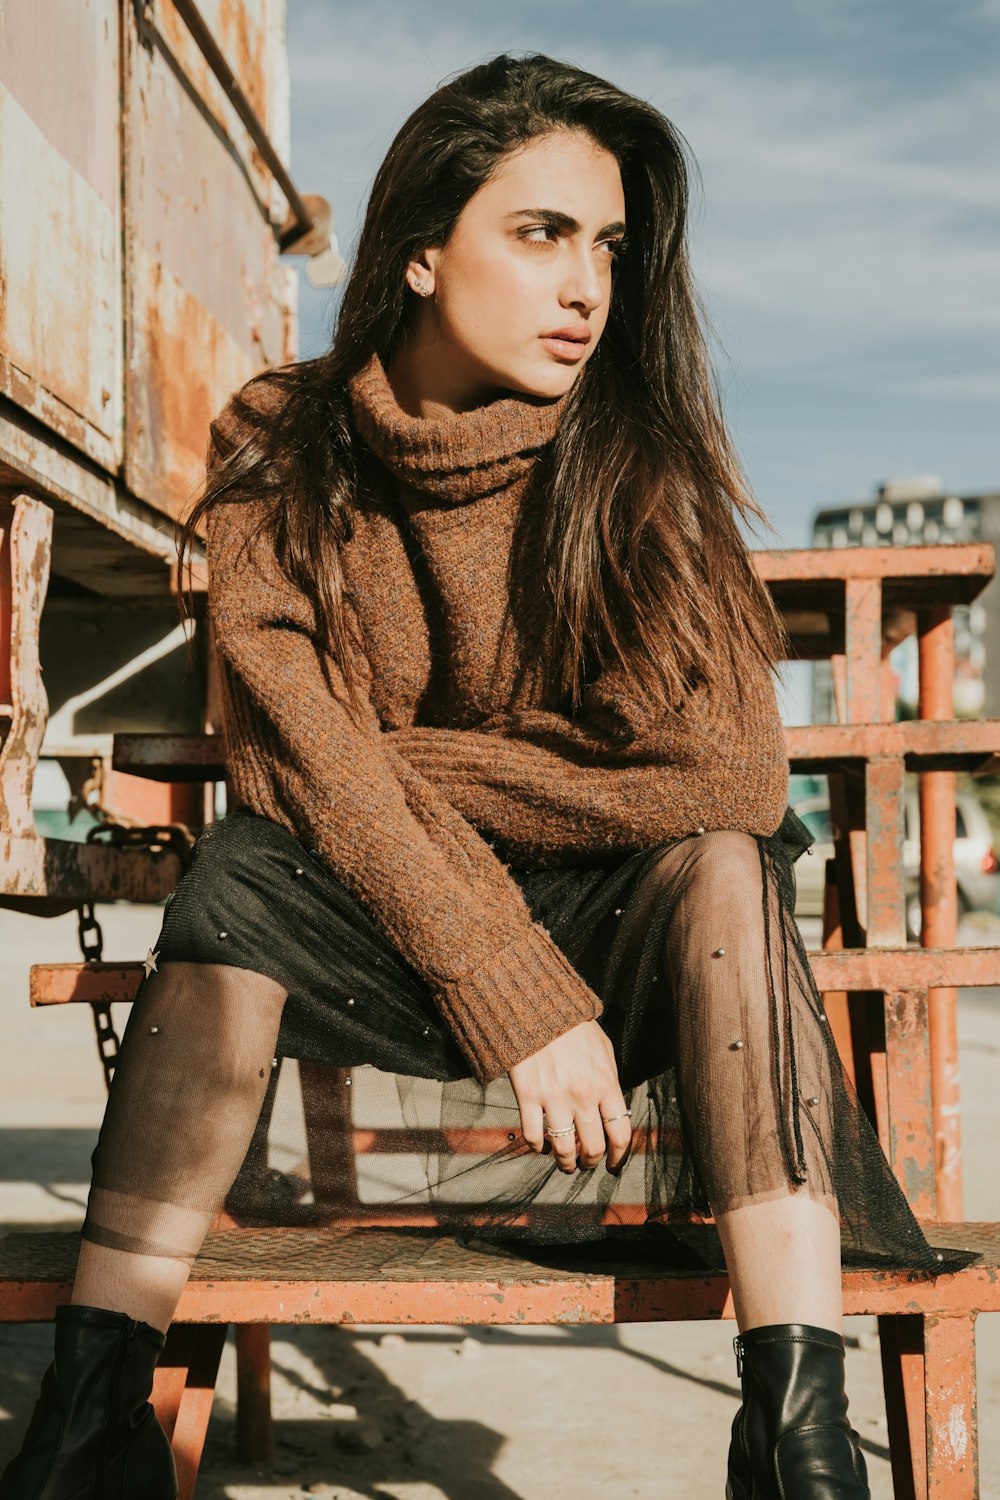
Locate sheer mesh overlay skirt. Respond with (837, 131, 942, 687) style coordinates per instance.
(80, 807, 975, 1276)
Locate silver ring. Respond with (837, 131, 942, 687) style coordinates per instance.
(601, 1110, 632, 1123)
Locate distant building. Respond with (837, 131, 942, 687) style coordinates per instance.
(811, 478, 1000, 722)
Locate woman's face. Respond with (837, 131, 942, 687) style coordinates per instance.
(403, 131, 627, 409)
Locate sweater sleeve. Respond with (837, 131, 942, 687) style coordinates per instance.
(385, 656, 790, 867)
(204, 397, 604, 1084)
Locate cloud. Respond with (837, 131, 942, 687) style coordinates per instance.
(881, 372, 1000, 400)
(287, 8, 998, 369)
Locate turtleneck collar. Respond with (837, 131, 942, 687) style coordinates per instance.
(346, 350, 571, 504)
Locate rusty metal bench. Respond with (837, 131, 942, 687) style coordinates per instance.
(1, 1215, 998, 1499)
(4, 491, 1000, 1496)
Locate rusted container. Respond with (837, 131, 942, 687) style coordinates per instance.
(0, 0, 312, 803)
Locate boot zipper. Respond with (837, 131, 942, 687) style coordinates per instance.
(731, 1335, 754, 1500)
(98, 1319, 140, 1498)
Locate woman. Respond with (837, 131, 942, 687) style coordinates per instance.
(2, 52, 969, 1500)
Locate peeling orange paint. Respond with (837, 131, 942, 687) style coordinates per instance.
(2, 1, 293, 518)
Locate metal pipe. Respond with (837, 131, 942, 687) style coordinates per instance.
(164, 0, 314, 247)
(917, 604, 963, 1219)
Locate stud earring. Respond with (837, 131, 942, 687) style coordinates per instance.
(412, 278, 432, 296)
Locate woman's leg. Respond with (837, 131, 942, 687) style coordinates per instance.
(0, 958, 289, 1496)
(715, 1196, 842, 1333)
(641, 831, 868, 1494)
(644, 829, 843, 1332)
(73, 960, 289, 1333)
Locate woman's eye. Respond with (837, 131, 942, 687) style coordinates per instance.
(518, 227, 626, 260)
(521, 225, 559, 244)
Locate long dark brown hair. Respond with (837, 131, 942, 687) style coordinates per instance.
(178, 51, 787, 726)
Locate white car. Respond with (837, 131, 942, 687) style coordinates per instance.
(792, 789, 1000, 939)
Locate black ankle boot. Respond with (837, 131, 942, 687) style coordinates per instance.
(0, 1303, 177, 1499)
(726, 1323, 870, 1499)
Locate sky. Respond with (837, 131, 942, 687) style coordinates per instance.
(283, 0, 998, 555)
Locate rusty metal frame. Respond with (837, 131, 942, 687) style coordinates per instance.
(917, 606, 963, 1221)
(152, 1322, 228, 1497)
(3, 1221, 990, 1500)
(2, 1222, 999, 1327)
(795, 537, 1000, 1496)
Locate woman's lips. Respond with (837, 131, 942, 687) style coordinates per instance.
(540, 333, 590, 362)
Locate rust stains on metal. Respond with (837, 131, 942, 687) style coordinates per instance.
(844, 576, 883, 725)
(759, 541, 996, 587)
(786, 719, 1000, 775)
(0, 82, 122, 447)
(217, 0, 269, 123)
(0, 360, 104, 465)
(2, 0, 295, 530)
(865, 756, 907, 946)
(918, 604, 965, 1223)
(0, 497, 52, 839)
(808, 946, 1000, 991)
(924, 1315, 979, 1491)
(126, 263, 247, 522)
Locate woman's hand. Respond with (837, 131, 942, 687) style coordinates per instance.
(508, 1019, 633, 1174)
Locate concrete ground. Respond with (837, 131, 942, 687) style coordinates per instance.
(0, 899, 998, 1498)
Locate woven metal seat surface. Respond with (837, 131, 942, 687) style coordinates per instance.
(1, 1224, 998, 1328)
(1, 1224, 727, 1284)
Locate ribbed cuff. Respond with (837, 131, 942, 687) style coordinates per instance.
(433, 922, 604, 1083)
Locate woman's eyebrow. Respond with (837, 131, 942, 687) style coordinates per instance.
(505, 208, 627, 237)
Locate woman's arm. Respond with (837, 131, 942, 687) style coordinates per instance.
(385, 659, 790, 865)
(205, 401, 603, 1084)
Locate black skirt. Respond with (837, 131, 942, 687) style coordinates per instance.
(138, 805, 973, 1275)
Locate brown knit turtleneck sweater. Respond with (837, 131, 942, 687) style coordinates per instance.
(206, 352, 790, 1082)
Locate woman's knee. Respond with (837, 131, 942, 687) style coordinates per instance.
(688, 829, 762, 883)
(645, 829, 763, 910)
(125, 959, 286, 1092)
(654, 831, 775, 1007)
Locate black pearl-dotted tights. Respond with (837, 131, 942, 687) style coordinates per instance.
(80, 962, 288, 1268)
(601, 828, 839, 1219)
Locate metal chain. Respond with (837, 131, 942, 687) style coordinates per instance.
(76, 813, 196, 1094)
(84, 819, 195, 861)
(75, 899, 121, 1094)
